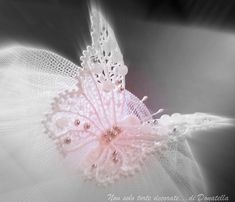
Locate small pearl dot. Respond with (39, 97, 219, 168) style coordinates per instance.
(91, 164, 97, 169)
(84, 123, 91, 130)
(74, 119, 80, 126)
(113, 150, 117, 156)
(113, 157, 119, 163)
(64, 137, 71, 144)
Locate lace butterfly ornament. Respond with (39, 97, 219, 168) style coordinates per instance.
(0, 7, 233, 192)
(41, 7, 234, 186)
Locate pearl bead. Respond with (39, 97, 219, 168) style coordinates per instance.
(91, 164, 97, 169)
(84, 123, 91, 130)
(113, 157, 119, 163)
(74, 119, 80, 126)
(64, 137, 71, 144)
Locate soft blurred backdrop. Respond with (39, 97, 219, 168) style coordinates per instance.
(0, 0, 235, 200)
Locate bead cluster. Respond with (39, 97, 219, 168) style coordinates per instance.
(102, 126, 122, 144)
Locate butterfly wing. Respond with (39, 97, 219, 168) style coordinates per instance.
(41, 7, 160, 185)
(80, 6, 127, 91)
(156, 112, 234, 140)
(147, 112, 234, 196)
